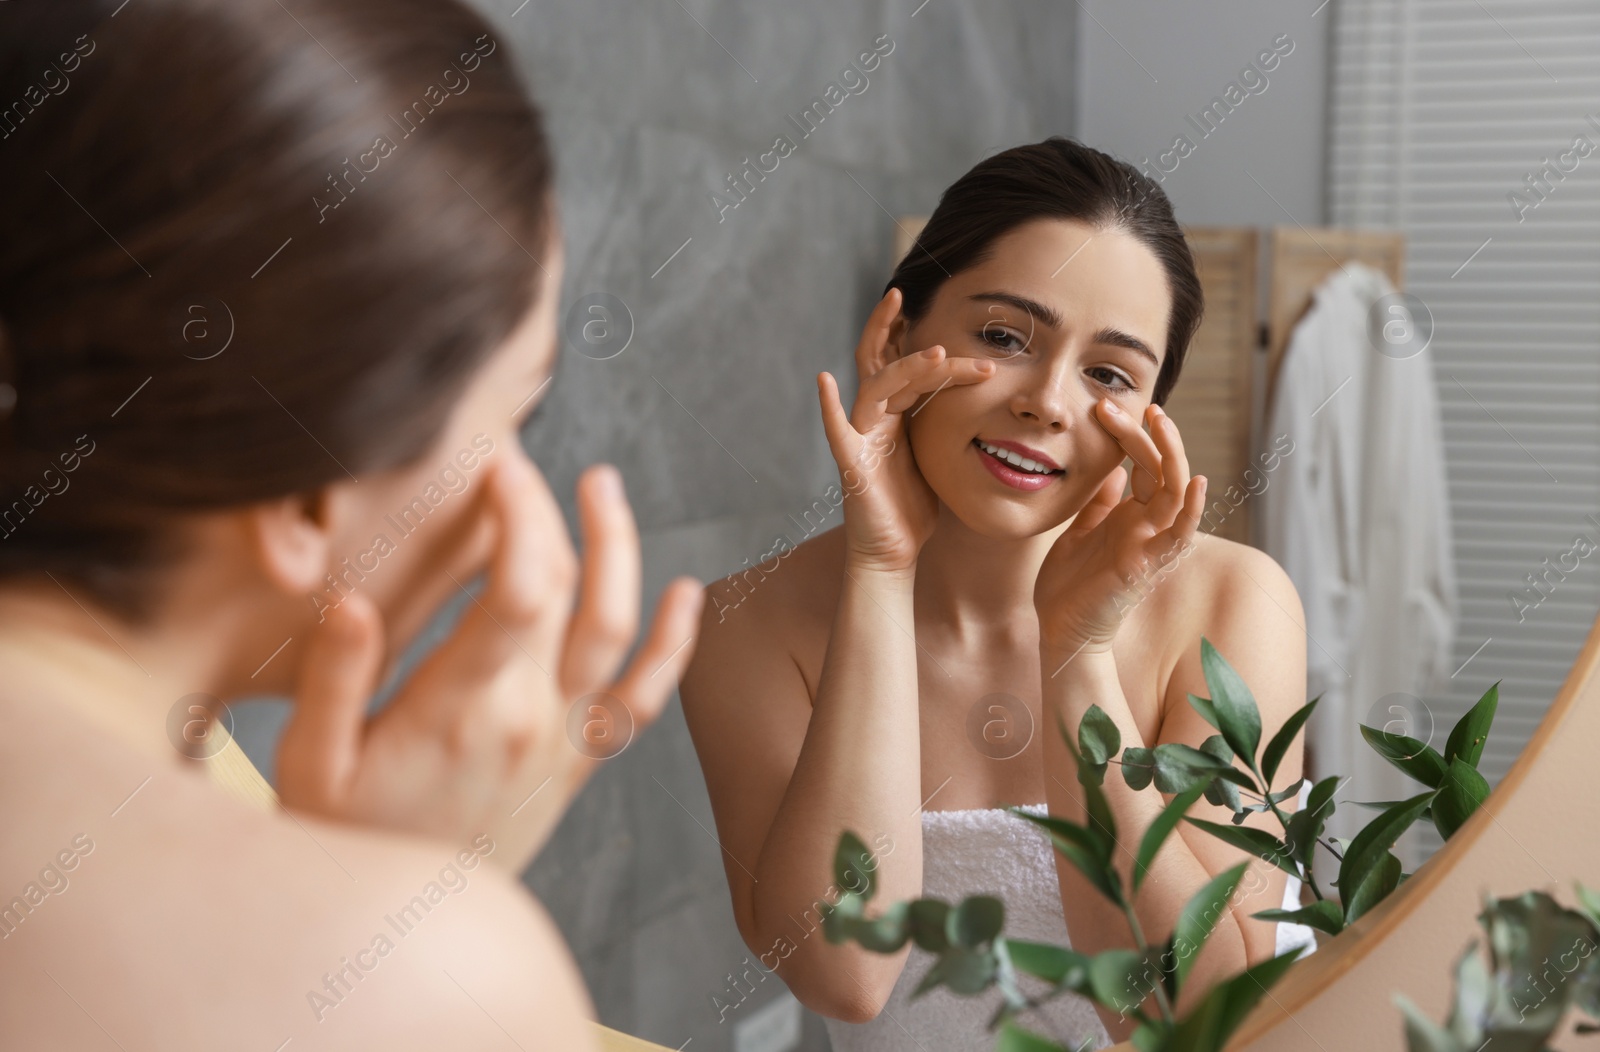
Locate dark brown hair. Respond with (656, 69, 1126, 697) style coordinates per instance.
(885, 136, 1202, 406)
(0, 0, 552, 621)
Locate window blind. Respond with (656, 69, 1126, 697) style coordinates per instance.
(1327, 0, 1600, 861)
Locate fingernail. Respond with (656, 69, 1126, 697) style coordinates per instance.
(1103, 401, 1120, 415)
(922, 346, 941, 358)
(597, 464, 623, 497)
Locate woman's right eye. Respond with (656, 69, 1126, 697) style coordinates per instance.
(978, 328, 1026, 356)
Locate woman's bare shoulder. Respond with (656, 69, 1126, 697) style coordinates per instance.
(1151, 532, 1305, 683)
(698, 524, 846, 646)
(1187, 532, 1302, 620)
(682, 525, 846, 715)
(0, 696, 597, 1051)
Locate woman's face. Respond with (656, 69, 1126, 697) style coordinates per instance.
(307, 232, 566, 658)
(894, 217, 1172, 539)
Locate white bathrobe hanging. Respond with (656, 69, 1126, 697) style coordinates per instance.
(1257, 261, 1458, 882)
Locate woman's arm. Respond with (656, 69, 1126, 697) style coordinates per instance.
(1030, 399, 1310, 1041)
(1041, 540, 1308, 1042)
(681, 293, 993, 1023)
(682, 557, 926, 1023)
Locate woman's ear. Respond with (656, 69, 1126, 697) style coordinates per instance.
(882, 310, 912, 363)
(245, 490, 336, 595)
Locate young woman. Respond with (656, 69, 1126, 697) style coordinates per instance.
(0, 2, 702, 1049)
(680, 138, 1315, 1049)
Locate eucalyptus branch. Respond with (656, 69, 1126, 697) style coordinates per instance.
(1119, 895, 1176, 1024)
(1258, 788, 1330, 904)
(820, 642, 1508, 1052)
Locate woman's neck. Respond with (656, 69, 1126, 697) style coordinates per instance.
(0, 582, 238, 768)
(913, 506, 1074, 645)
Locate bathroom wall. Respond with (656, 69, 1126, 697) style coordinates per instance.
(486, 2, 1078, 1048)
(1075, 0, 1329, 233)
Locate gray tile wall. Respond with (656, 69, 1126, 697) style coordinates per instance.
(491, 2, 1078, 1049)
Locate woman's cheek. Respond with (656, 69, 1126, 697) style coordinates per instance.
(1071, 403, 1119, 465)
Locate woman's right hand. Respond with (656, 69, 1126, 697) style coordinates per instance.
(816, 288, 995, 574)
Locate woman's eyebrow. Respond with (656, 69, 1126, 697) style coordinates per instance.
(1095, 327, 1161, 368)
(971, 291, 1160, 367)
(971, 291, 1063, 330)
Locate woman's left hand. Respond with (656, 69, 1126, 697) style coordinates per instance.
(1033, 399, 1208, 659)
(275, 453, 704, 875)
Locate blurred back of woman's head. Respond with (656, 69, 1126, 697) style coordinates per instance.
(0, 0, 552, 621)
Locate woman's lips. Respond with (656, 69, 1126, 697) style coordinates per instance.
(972, 438, 1063, 491)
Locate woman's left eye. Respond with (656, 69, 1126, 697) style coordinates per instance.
(1087, 366, 1134, 391)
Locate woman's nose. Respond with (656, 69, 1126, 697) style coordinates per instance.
(1010, 371, 1073, 432)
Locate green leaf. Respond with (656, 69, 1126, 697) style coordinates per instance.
(1165, 949, 1302, 1052)
(1199, 636, 1263, 763)
(1394, 993, 1462, 1052)
(1262, 695, 1320, 786)
(848, 901, 912, 953)
(1046, 712, 1122, 905)
(910, 957, 948, 998)
(1283, 775, 1340, 868)
(1121, 746, 1156, 791)
(1343, 849, 1401, 923)
(1337, 791, 1436, 910)
(1443, 681, 1499, 769)
(1170, 862, 1250, 993)
(1441, 939, 1491, 1048)
(1480, 890, 1598, 1034)
(1042, 834, 1123, 904)
(1185, 817, 1298, 877)
(1195, 736, 1244, 813)
(834, 830, 878, 902)
(1087, 948, 1151, 1014)
(1431, 757, 1491, 841)
(1268, 777, 1307, 805)
(1130, 1022, 1166, 1052)
(1253, 899, 1344, 936)
(1081, 761, 1118, 846)
(949, 896, 1005, 948)
(1187, 691, 1222, 732)
(1205, 776, 1243, 814)
(1574, 882, 1600, 930)
(942, 946, 997, 994)
(1151, 742, 1258, 795)
(821, 893, 861, 943)
(1054, 708, 1119, 842)
(1359, 723, 1449, 788)
(1134, 785, 1207, 894)
(1198, 733, 1234, 764)
(1009, 810, 1121, 903)
(906, 899, 951, 953)
(1228, 800, 1268, 825)
(996, 1020, 1074, 1052)
(1156, 932, 1180, 1004)
(1004, 938, 1090, 990)
(1009, 808, 1111, 863)
(1078, 704, 1121, 766)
